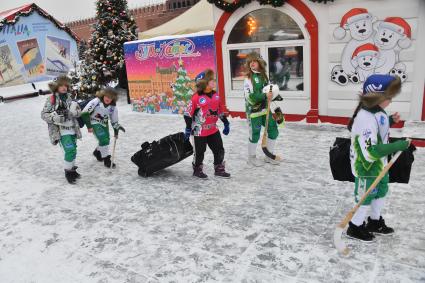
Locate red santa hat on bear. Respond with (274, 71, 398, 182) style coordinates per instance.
(379, 17, 412, 48)
(334, 8, 373, 40)
(352, 43, 379, 59)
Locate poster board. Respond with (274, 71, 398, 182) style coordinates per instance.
(124, 31, 216, 114)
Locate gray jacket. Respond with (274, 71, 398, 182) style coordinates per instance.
(41, 93, 82, 145)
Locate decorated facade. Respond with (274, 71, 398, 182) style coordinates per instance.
(209, 0, 425, 122)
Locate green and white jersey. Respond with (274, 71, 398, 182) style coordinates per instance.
(82, 98, 119, 128)
(243, 73, 267, 117)
(350, 108, 390, 177)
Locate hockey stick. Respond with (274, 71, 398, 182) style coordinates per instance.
(261, 85, 281, 161)
(110, 136, 117, 169)
(333, 148, 406, 255)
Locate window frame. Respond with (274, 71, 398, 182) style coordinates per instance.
(222, 6, 310, 101)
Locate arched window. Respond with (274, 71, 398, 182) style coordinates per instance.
(228, 9, 303, 44)
(226, 8, 307, 95)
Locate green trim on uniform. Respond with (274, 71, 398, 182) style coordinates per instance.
(81, 112, 92, 129)
(354, 174, 389, 205)
(92, 124, 110, 146)
(60, 134, 77, 162)
(249, 112, 279, 143)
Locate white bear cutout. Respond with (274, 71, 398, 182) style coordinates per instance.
(352, 51, 380, 82)
(333, 9, 377, 76)
(374, 18, 412, 75)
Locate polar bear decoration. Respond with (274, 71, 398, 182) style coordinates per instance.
(333, 8, 376, 76)
(373, 17, 412, 79)
(351, 43, 381, 82)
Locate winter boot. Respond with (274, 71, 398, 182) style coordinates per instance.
(214, 163, 231, 178)
(193, 163, 208, 179)
(247, 155, 263, 167)
(103, 155, 116, 168)
(71, 166, 81, 179)
(93, 149, 103, 161)
(366, 216, 394, 235)
(264, 155, 282, 165)
(346, 221, 375, 242)
(248, 143, 262, 167)
(64, 169, 76, 184)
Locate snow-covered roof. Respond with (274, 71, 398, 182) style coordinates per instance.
(0, 3, 79, 41)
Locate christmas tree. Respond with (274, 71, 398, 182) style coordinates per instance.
(78, 0, 137, 96)
(78, 40, 88, 61)
(173, 58, 194, 102)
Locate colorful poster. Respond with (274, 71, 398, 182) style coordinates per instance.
(16, 38, 45, 77)
(45, 36, 72, 76)
(0, 45, 25, 87)
(124, 32, 216, 114)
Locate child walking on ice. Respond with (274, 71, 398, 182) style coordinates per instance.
(41, 76, 82, 184)
(243, 52, 281, 166)
(184, 69, 230, 179)
(81, 88, 125, 168)
(347, 74, 411, 241)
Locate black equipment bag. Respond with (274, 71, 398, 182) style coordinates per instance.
(131, 132, 193, 177)
(329, 137, 416, 184)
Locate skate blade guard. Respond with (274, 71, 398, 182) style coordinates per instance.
(329, 137, 416, 184)
(131, 132, 193, 177)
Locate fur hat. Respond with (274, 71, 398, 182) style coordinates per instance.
(96, 87, 118, 104)
(360, 74, 401, 108)
(244, 52, 267, 74)
(48, 75, 71, 93)
(195, 69, 215, 92)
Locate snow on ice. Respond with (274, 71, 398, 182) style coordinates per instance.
(0, 95, 424, 282)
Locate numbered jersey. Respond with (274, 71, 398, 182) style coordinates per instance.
(82, 98, 118, 127)
(350, 108, 390, 177)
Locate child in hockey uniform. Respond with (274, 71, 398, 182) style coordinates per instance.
(347, 74, 410, 241)
(41, 76, 82, 184)
(184, 69, 230, 179)
(81, 88, 125, 168)
(243, 52, 280, 166)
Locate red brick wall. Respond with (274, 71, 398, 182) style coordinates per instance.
(66, 0, 199, 41)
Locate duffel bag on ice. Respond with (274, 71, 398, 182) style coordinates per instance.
(131, 132, 193, 177)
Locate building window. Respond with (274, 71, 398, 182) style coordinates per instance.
(268, 46, 303, 91)
(177, 2, 181, 8)
(182, 1, 186, 7)
(226, 8, 307, 95)
(228, 9, 303, 44)
(173, 2, 176, 9)
(229, 48, 260, 91)
(187, 1, 191, 6)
